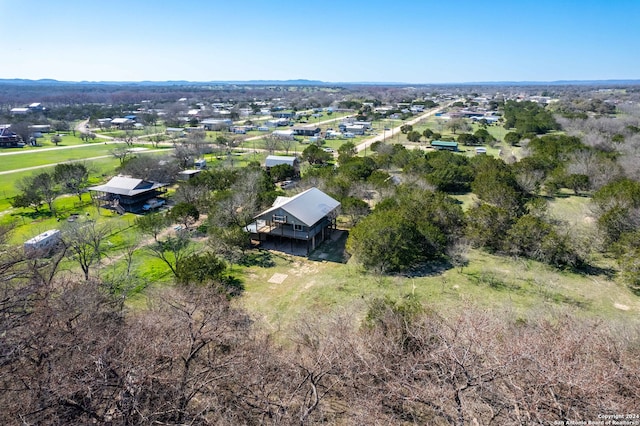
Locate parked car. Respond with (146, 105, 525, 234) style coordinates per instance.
(280, 180, 295, 189)
(142, 199, 165, 211)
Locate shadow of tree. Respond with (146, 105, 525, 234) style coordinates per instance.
(12, 210, 53, 221)
(221, 275, 245, 297)
(239, 250, 276, 268)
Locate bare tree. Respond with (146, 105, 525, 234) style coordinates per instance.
(122, 129, 136, 147)
(280, 137, 295, 155)
(111, 146, 132, 165)
(62, 220, 111, 280)
(264, 133, 281, 154)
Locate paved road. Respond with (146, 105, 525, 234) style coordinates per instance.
(355, 102, 454, 153)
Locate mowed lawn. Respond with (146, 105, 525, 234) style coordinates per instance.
(0, 144, 121, 173)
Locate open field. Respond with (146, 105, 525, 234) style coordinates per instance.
(237, 245, 637, 333)
(0, 144, 128, 173)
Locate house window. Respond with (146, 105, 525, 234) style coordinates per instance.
(294, 224, 304, 232)
(272, 214, 287, 223)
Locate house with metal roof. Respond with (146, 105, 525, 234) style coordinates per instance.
(247, 187, 340, 255)
(88, 176, 167, 214)
(430, 140, 459, 151)
(292, 125, 321, 136)
(0, 127, 23, 148)
(201, 118, 232, 131)
(110, 117, 134, 129)
(265, 155, 300, 177)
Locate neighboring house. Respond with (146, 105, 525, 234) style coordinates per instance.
(292, 125, 321, 136)
(166, 127, 186, 136)
(177, 169, 202, 181)
(272, 129, 295, 140)
(352, 121, 372, 129)
(431, 140, 459, 151)
(265, 118, 290, 127)
(111, 117, 133, 128)
(347, 124, 366, 135)
(10, 107, 30, 115)
(265, 155, 299, 175)
(272, 111, 296, 119)
(201, 118, 232, 131)
(28, 124, 51, 138)
(97, 118, 113, 128)
(89, 176, 168, 214)
(339, 123, 366, 135)
(325, 130, 342, 139)
(0, 127, 23, 147)
(247, 187, 340, 255)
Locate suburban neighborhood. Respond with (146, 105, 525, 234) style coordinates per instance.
(1, 33, 639, 426)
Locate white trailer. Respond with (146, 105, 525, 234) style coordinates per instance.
(24, 229, 61, 254)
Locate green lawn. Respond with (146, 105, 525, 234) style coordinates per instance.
(0, 144, 120, 173)
(0, 153, 166, 223)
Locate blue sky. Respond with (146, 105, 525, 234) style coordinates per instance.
(1, 0, 638, 83)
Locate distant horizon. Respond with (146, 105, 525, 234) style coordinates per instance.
(2, 77, 639, 87)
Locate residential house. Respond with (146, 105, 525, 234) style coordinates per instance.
(110, 117, 134, 129)
(265, 118, 290, 128)
(272, 129, 295, 140)
(89, 176, 168, 214)
(292, 125, 321, 136)
(166, 127, 186, 137)
(265, 155, 299, 175)
(201, 118, 232, 131)
(97, 118, 113, 128)
(344, 124, 366, 135)
(28, 102, 45, 112)
(0, 127, 23, 147)
(272, 111, 296, 119)
(431, 140, 459, 151)
(177, 169, 202, 181)
(247, 187, 340, 255)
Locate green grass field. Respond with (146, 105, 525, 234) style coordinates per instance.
(237, 245, 638, 332)
(0, 144, 119, 173)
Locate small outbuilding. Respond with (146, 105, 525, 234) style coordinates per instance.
(265, 155, 299, 175)
(431, 140, 459, 151)
(24, 229, 61, 255)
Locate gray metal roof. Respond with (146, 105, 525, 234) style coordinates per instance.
(257, 187, 340, 226)
(89, 176, 166, 196)
(265, 155, 298, 167)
